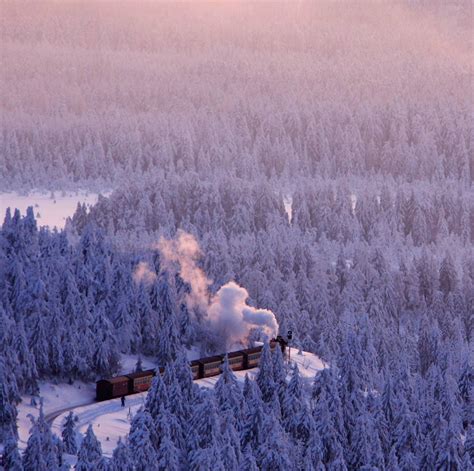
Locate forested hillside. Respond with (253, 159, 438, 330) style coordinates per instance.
(0, 1, 472, 469)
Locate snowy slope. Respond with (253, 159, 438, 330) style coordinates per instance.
(48, 350, 326, 458)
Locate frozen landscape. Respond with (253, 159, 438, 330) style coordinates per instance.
(0, 1, 472, 470)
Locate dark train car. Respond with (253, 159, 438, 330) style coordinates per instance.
(190, 360, 201, 380)
(96, 339, 290, 402)
(199, 354, 224, 378)
(127, 369, 155, 393)
(96, 376, 130, 401)
(242, 346, 263, 369)
(227, 350, 245, 371)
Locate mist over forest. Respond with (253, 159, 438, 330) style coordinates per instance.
(0, 1, 473, 470)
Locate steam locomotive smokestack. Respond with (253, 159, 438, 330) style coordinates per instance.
(156, 231, 279, 348)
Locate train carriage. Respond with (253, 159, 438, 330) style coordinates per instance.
(190, 360, 201, 380)
(127, 370, 155, 393)
(227, 350, 245, 371)
(242, 346, 263, 369)
(96, 376, 129, 401)
(199, 354, 224, 378)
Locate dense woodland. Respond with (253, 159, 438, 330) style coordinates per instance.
(0, 1, 473, 470)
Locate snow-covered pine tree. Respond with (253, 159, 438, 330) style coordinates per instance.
(128, 409, 158, 470)
(255, 341, 276, 403)
(76, 424, 103, 471)
(110, 438, 133, 471)
(61, 411, 78, 455)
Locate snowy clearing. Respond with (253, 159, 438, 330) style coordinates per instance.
(0, 190, 109, 229)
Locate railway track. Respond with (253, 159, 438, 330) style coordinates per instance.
(45, 404, 93, 427)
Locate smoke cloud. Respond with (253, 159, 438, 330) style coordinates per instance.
(155, 230, 211, 312)
(133, 261, 157, 286)
(208, 282, 279, 346)
(156, 231, 279, 348)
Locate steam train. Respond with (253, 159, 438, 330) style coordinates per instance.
(96, 336, 288, 401)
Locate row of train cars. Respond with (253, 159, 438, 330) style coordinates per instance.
(96, 336, 288, 401)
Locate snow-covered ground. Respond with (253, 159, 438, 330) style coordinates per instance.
(16, 381, 96, 451)
(48, 349, 325, 458)
(0, 190, 109, 229)
(15, 354, 156, 453)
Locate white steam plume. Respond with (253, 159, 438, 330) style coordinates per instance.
(208, 281, 278, 346)
(133, 261, 157, 286)
(156, 231, 279, 348)
(155, 230, 211, 312)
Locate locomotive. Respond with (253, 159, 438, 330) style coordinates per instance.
(96, 336, 287, 401)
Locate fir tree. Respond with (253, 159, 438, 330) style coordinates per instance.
(61, 411, 78, 455)
(2, 433, 24, 471)
(255, 341, 276, 403)
(76, 425, 102, 471)
(110, 438, 133, 471)
(128, 410, 158, 471)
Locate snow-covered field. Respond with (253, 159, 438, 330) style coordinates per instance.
(40, 350, 325, 458)
(0, 190, 109, 229)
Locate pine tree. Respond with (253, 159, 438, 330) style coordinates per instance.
(272, 342, 287, 403)
(187, 394, 221, 451)
(90, 303, 120, 376)
(439, 252, 457, 299)
(110, 438, 133, 471)
(174, 350, 196, 402)
(188, 444, 225, 471)
(61, 411, 77, 455)
(23, 426, 48, 471)
(282, 364, 304, 426)
(76, 424, 102, 471)
(23, 403, 59, 471)
(135, 356, 143, 372)
(302, 429, 324, 471)
(145, 372, 169, 420)
(239, 444, 258, 471)
(255, 341, 276, 403)
(215, 355, 244, 427)
(156, 420, 181, 471)
(241, 381, 266, 450)
(434, 423, 463, 470)
(257, 411, 291, 470)
(2, 433, 24, 471)
(128, 410, 158, 471)
(0, 359, 18, 441)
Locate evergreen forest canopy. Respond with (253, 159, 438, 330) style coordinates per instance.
(0, 1, 471, 189)
(0, 1, 473, 470)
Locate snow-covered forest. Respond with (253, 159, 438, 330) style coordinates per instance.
(1, 1, 473, 470)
